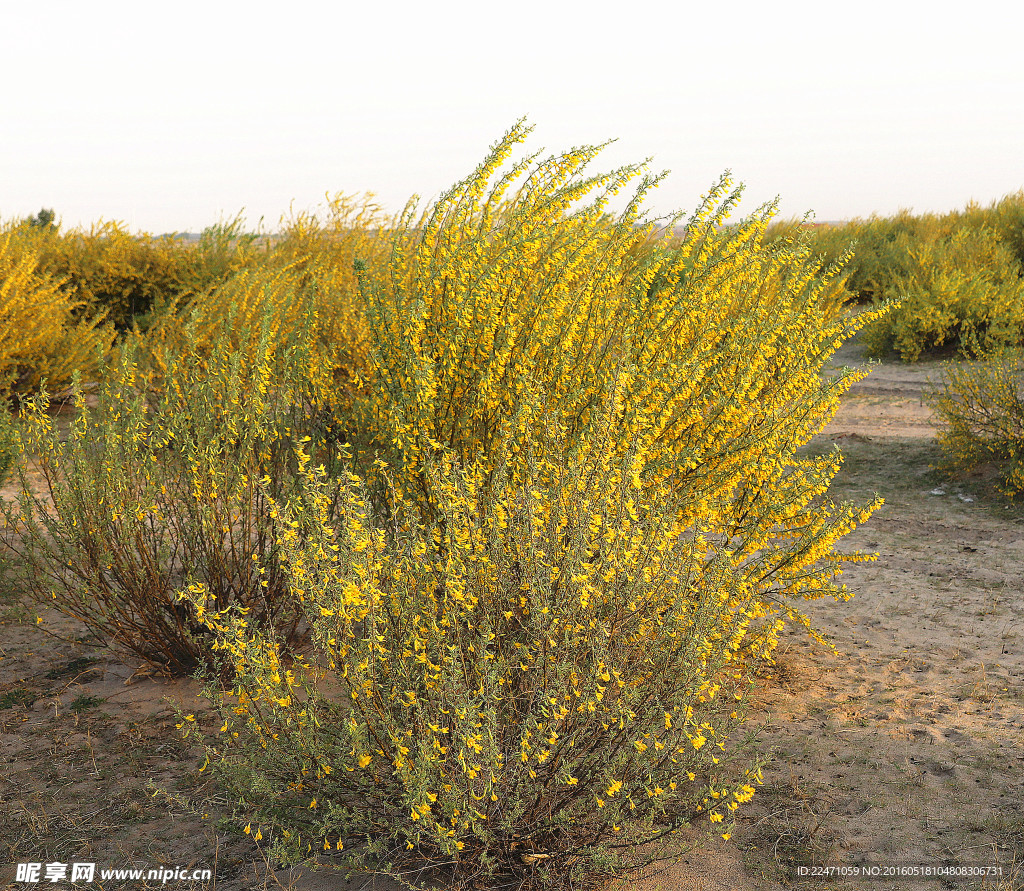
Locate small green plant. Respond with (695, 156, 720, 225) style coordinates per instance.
(45, 657, 97, 680)
(68, 694, 104, 713)
(0, 688, 35, 709)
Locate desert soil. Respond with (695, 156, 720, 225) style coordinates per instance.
(1, 341, 1022, 891)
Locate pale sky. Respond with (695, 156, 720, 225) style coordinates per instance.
(3, 0, 1021, 234)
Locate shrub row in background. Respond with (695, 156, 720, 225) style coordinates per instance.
(766, 197, 1024, 497)
(767, 191, 1024, 361)
(5, 187, 1020, 386)
(1, 213, 260, 330)
(0, 231, 115, 400)
(0, 200, 385, 415)
(0, 213, 262, 423)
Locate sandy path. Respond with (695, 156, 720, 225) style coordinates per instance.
(821, 343, 940, 439)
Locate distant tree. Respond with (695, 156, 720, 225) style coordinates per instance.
(25, 208, 57, 230)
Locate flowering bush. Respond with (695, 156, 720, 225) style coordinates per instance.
(927, 348, 1024, 497)
(766, 193, 1024, 361)
(4, 328, 344, 675)
(860, 227, 1024, 361)
(2, 215, 259, 330)
(137, 197, 382, 424)
(0, 232, 114, 399)
(178, 123, 883, 890)
(184, 435, 768, 887)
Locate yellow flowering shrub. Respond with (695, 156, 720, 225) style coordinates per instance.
(767, 210, 944, 306)
(927, 348, 1024, 497)
(0, 233, 114, 398)
(178, 124, 884, 889)
(184, 434, 770, 887)
(768, 194, 1024, 361)
(2, 214, 258, 330)
(859, 226, 1024, 360)
(3, 329, 344, 675)
(348, 122, 880, 633)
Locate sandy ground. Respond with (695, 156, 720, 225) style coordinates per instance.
(727, 344, 1024, 890)
(1, 342, 1021, 890)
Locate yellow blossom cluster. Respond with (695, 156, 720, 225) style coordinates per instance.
(0, 232, 114, 398)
